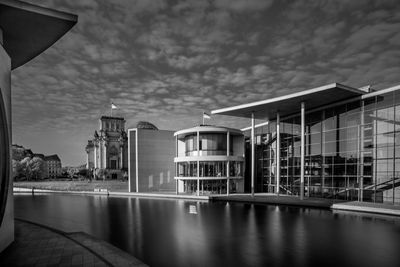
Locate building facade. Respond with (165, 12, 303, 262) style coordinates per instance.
(44, 155, 62, 178)
(174, 125, 245, 195)
(212, 83, 400, 204)
(128, 123, 175, 192)
(86, 116, 128, 179)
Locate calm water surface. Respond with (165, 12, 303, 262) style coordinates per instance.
(14, 194, 400, 267)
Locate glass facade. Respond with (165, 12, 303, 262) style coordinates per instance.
(245, 89, 400, 204)
(175, 127, 245, 195)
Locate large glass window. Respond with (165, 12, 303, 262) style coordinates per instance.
(178, 161, 197, 177)
(199, 161, 227, 177)
(184, 135, 197, 156)
(245, 91, 400, 203)
(199, 133, 227, 155)
(229, 161, 243, 177)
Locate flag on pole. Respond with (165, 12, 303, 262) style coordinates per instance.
(111, 103, 118, 109)
(202, 112, 211, 125)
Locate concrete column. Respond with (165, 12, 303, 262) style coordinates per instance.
(98, 144, 102, 169)
(175, 135, 178, 157)
(276, 112, 280, 195)
(360, 103, 365, 202)
(300, 102, 305, 200)
(94, 144, 97, 169)
(197, 178, 200, 196)
(0, 35, 14, 251)
(197, 131, 200, 196)
(227, 178, 230, 195)
(227, 131, 230, 156)
(119, 146, 123, 169)
(86, 152, 89, 169)
(103, 143, 107, 169)
(251, 112, 255, 197)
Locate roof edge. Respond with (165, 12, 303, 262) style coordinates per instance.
(0, 0, 78, 22)
(211, 83, 365, 115)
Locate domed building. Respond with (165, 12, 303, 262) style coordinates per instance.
(136, 121, 158, 130)
(86, 116, 128, 179)
(174, 125, 245, 195)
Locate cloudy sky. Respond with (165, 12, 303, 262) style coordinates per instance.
(12, 0, 400, 166)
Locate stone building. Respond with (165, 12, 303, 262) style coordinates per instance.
(44, 155, 62, 178)
(86, 116, 128, 179)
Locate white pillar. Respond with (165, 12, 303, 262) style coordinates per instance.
(276, 112, 280, 195)
(98, 144, 102, 169)
(227, 131, 230, 196)
(175, 135, 178, 157)
(197, 131, 200, 196)
(197, 178, 200, 196)
(94, 144, 97, 169)
(119, 146, 123, 169)
(300, 102, 305, 200)
(103, 143, 107, 169)
(175, 135, 178, 195)
(227, 131, 230, 156)
(251, 112, 255, 197)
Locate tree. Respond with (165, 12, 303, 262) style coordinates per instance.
(12, 146, 25, 161)
(12, 159, 24, 180)
(29, 157, 46, 180)
(19, 156, 45, 180)
(67, 168, 79, 179)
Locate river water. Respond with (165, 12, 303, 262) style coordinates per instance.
(14, 194, 400, 267)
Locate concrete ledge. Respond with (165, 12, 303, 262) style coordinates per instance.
(332, 202, 400, 216)
(110, 191, 210, 200)
(211, 194, 336, 209)
(14, 187, 109, 195)
(14, 187, 210, 200)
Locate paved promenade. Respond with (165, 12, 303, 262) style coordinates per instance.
(0, 220, 147, 267)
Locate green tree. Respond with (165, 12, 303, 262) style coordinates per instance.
(19, 156, 45, 180)
(30, 157, 46, 180)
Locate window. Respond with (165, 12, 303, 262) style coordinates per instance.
(111, 160, 117, 169)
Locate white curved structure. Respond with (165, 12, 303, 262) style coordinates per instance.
(174, 125, 245, 195)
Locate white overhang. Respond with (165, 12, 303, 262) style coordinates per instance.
(174, 125, 242, 137)
(0, 0, 78, 69)
(211, 83, 367, 120)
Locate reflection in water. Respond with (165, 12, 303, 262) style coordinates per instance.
(14, 194, 400, 267)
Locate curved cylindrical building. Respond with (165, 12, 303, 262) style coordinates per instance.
(174, 125, 245, 195)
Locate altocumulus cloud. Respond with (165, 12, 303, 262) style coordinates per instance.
(10, 0, 400, 165)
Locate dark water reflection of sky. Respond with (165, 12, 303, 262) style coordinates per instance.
(14, 194, 400, 267)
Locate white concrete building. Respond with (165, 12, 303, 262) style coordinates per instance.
(174, 125, 245, 195)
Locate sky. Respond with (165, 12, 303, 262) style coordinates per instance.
(11, 0, 400, 166)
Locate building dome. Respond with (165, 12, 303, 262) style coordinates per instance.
(136, 121, 158, 130)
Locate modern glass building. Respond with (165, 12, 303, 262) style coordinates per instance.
(174, 125, 245, 195)
(212, 83, 400, 204)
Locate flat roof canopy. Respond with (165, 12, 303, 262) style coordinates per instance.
(211, 83, 367, 120)
(0, 0, 77, 69)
